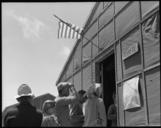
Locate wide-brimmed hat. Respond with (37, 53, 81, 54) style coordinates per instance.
(57, 82, 72, 91)
(15, 84, 34, 99)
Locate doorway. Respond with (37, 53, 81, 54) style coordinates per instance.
(99, 53, 116, 126)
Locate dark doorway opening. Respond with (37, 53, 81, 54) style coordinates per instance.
(100, 53, 116, 127)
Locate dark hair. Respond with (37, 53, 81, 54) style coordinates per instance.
(78, 90, 86, 95)
(17, 96, 33, 103)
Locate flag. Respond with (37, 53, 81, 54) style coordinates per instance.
(56, 15, 83, 39)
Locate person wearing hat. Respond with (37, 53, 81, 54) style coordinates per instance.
(54, 82, 79, 126)
(83, 84, 107, 127)
(41, 100, 60, 127)
(2, 84, 43, 127)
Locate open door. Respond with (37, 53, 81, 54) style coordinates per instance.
(99, 53, 116, 127)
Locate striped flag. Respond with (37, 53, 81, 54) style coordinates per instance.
(55, 15, 83, 39)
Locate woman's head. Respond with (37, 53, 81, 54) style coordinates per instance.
(42, 100, 55, 116)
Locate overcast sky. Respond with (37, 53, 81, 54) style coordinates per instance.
(2, 2, 95, 110)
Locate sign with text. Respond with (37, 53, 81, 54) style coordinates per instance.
(122, 43, 139, 60)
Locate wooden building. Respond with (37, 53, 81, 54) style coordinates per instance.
(56, 2, 160, 126)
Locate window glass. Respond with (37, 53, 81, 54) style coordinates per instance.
(99, 21, 114, 50)
(141, 1, 159, 18)
(142, 12, 160, 68)
(99, 3, 114, 28)
(83, 64, 92, 91)
(83, 43, 91, 65)
(121, 27, 142, 78)
(74, 71, 82, 91)
(145, 67, 160, 125)
(116, 2, 140, 38)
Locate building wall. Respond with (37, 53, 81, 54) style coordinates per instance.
(57, 1, 160, 126)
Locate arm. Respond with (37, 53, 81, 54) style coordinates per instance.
(55, 95, 78, 106)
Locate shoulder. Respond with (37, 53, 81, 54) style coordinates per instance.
(3, 104, 18, 116)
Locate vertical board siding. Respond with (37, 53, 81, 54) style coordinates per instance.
(124, 75, 146, 126)
(66, 59, 73, 79)
(116, 2, 140, 39)
(118, 84, 124, 126)
(83, 22, 98, 45)
(83, 64, 92, 91)
(116, 42, 122, 82)
(90, 3, 103, 25)
(99, 4, 114, 29)
(74, 42, 82, 71)
(83, 43, 91, 64)
(74, 71, 82, 91)
(114, 1, 129, 15)
(92, 35, 99, 58)
(145, 67, 160, 125)
(99, 21, 114, 50)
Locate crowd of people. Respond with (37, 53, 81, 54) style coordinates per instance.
(2, 82, 117, 127)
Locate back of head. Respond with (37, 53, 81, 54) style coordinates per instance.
(42, 100, 55, 115)
(57, 82, 71, 96)
(16, 84, 34, 104)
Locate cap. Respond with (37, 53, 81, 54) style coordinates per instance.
(15, 84, 34, 99)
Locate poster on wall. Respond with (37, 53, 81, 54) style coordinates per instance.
(123, 76, 140, 110)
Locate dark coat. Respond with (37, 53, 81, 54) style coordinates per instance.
(2, 102, 42, 127)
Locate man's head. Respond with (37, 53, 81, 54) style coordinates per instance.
(16, 84, 34, 104)
(42, 100, 56, 116)
(78, 90, 86, 104)
(57, 82, 73, 97)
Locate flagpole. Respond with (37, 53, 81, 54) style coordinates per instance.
(54, 14, 103, 51)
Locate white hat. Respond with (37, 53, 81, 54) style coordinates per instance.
(15, 84, 34, 99)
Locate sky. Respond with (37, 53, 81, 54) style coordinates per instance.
(2, 2, 95, 110)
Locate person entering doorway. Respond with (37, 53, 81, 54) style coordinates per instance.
(107, 93, 117, 127)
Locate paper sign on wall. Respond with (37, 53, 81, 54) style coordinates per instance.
(123, 76, 140, 110)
